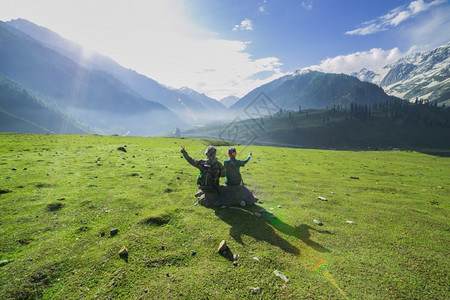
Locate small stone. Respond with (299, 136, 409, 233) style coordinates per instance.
(105, 210, 110, 213)
(318, 196, 327, 201)
(254, 212, 262, 218)
(240, 201, 246, 207)
(233, 261, 238, 266)
(217, 240, 228, 253)
(233, 254, 239, 261)
(277, 205, 282, 208)
(119, 246, 128, 256)
(274, 270, 289, 282)
(110, 228, 119, 236)
(23, 168, 27, 170)
(251, 287, 262, 295)
(190, 250, 196, 256)
(12, 168, 17, 171)
(346, 220, 356, 224)
(0, 259, 9, 266)
(313, 219, 323, 226)
(253, 257, 260, 262)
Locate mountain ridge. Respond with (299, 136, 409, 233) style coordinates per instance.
(352, 42, 450, 104)
(0, 20, 185, 136)
(230, 71, 402, 113)
(6, 18, 227, 124)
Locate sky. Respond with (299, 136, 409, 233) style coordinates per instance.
(0, 0, 449, 100)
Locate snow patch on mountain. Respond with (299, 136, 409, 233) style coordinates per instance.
(352, 42, 450, 103)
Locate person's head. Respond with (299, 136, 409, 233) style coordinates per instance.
(205, 146, 217, 159)
(227, 147, 237, 158)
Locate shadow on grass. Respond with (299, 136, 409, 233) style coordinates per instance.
(214, 205, 330, 255)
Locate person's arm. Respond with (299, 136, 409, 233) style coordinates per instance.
(180, 146, 202, 169)
(240, 152, 252, 166)
(218, 162, 227, 177)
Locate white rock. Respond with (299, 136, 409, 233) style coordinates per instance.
(274, 270, 289, 282)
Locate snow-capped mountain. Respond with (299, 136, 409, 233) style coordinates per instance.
(351, 68, 380, 84)
(353, 42, 450, 104)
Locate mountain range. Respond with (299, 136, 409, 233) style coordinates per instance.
(230, 70, 402, 113)
(3, 19, 228, 132)
(352, 42, 450, 105)
(0, 18, 448, 137)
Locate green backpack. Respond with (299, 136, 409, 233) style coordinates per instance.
(197, 162, 220, 190)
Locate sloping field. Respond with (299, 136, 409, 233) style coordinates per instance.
(0, 133, 448, 299)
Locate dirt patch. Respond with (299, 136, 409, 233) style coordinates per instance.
(139, 215, 171, 226)
(18, 238, 33, 245)
(46, 202, 64, 212)
(35, 183, 52, 188)
(145, 253, 187, 268)
(77, 226, 89, 232)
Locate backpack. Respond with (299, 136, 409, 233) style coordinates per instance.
(197, 161, 220, 190)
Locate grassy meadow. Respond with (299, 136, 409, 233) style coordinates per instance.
(0, 133, 449, 299)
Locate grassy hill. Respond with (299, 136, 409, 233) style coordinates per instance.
(182, 103, 450, 153)
(0, 134, 448, 298)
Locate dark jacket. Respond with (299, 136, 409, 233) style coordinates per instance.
(223, 156, 251, 186)
(182, 150, 226, 187)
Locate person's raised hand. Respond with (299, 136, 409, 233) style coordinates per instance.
(249, 151, 252, 156)
(180, 145, 186, 153)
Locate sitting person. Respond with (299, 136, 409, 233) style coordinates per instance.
(180, 145, 226, 191)
(223, 147, 252, 186)
(180, 145, 259, 207)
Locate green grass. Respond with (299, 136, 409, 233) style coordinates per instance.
(0, 133, 449, 299)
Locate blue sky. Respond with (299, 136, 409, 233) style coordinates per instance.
(1, 0, 449, 99)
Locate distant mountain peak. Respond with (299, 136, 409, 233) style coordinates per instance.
(350, 42, 450, 103)
(293, 68, 314, 76)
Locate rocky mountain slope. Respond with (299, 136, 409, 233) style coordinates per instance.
(352, 42, 450, 104)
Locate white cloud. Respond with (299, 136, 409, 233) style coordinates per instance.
(390, 11, 411, 26)
(302, 47, 413, 74)
(346, 0, 447, 36)
(301, 1, 313, 10)
(403, 3, 450, 51)
(0, 0, 283, 99)
(232, 18, 254, 31)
